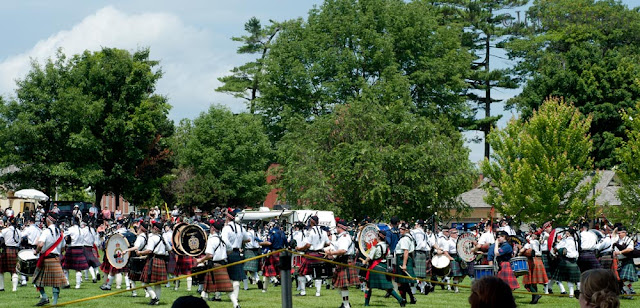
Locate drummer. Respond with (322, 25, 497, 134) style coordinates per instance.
(295, 215, 330, 297)
(411, 219, 430, 295)
(518, 231, 547, 304)
(196, 219, 233, 302)
(433, 226, 452, 290)
(0, 217, 22, 291)
(20, 216, 42, 286)
(124, 221, 149, 297)
(139, 221, 171, 305)
(395, 222, 417, 304)
(540, 221, 567, 295)
(487, 231, 520, 290)
(549, 228, 580, 298)
(362, 230, 406, 307)
(325, 219, 360, 308)
(475, 222, 495, 264)
(33, 212, 66, 306)
(221, 208, 249, 308)
(62, 218, 90, 289)
(446, 228, 466, 293)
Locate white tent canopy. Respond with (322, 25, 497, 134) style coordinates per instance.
(239, 209, 336, 229)
(14, 189, 49, 201)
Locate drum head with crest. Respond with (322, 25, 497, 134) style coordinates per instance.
(176, 224, 207, 256)
(456, 232, 477, 262)
(172, 223, 188, 255)
(357, 223, 389, 259)
(106, 233, 132, 269)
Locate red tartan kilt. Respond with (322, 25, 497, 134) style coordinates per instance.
(83, 246, 101, 267)
(298, 252, 324, 276)
(33, 257, 67, 288)
(204, 265, 233, 293)
(62, 247, 90, 270)
(497, 261, 520, 290)
(263, 253, 280, 277)
(174, 254, 197, 275)
(141, 256, 168, 283)
(332, 258, 361, 288)
(99, 253, 128, 274)
(522, 257, 548, 285)
(1, 247, 19, 273)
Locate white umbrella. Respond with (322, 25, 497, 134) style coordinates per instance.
(14, 189, 49, 201)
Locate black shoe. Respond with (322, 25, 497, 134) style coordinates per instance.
(384, 291, 391, 298)
(306, 280, 313, 288)
(93, 278, 97, 283)
(399, 299, 407, 307)
(574, 290, 580, 300)
(35, 298, 50, 306)
(440, 284, 445, 290)
(63, 285, 71, 289)
(548, 289, 553, 294)
(148, 297, 159, 305)
(530, 294, 542, 304)
(409, 299, 417, 304)
(100, 285, 111, 291)
(0, 289, 4, 291)
(209, 297, 222, 302)
(561, 291, 567, 295)
(274, 281, 281, 287)
(295, 293, 306, 296)
(326, 284, 331, 290)
(257, 280, 263, 290)
(97, 273, 101, 281)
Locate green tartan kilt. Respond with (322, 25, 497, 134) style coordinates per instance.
(243, 249, 261, 273)
(395, 255, 416, 284)
(550, 257, 580, 283)
(366, 262, 393, 290)
(618, 258, 638, 282)
(414, 251, 427, 278)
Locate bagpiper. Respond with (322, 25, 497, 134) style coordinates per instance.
(0, 217, 22, 291)
(325, 219, 360, 308)
(196, 219, 234, 302)
(33, 212, 67, 306)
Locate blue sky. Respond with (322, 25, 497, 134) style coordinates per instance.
(0, 0, 637, 164)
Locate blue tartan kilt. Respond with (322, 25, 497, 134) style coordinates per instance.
(366, 262, 393, 290)
(226, 250, 246, 281)
(83, 246, 101, 268)
(414, 251, 427, 278)
(551, 257, 580, 283)
(395, 255, 416, 284)
(618, 258, 638, 282)
(577, 251, 601, 272)
(541, 252, 551, 273)
(243, 248, 261, 273)
(450, 258, 464, 277)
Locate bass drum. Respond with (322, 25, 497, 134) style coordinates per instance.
(173, 223, 208, 256)
(106, 233, 135, 269)
(456, 232, 477, 262)
(357, 223, 390, 259)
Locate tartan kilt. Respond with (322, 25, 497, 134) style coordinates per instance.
(299, 252, 324, 277)
(167, 252, 177, 274)
(204, 264, 233, 293)
(83, 246, 101, 268)
(395, 255, 416, 284)
(33, 257, 68, 287)
(414, 251, 428, 278)
(99, 252, 128, 274)
(541, 252, 552, 274)
(618, 258, 639, 282)
(174, 254, 197, 275)
(332, 257, 360, 288)
(599, 254, 613, 270)
(522, 257, 548, 285)
(226, 250, 246, 281)
(243, 248, 261, 273)
(450, 258, 464, 278)
(497, 261, 520, 290)
(0, 247, 19, 273)
(366, 262, 393, 290)
(263, 253, 280, 277)
(62, 247, 90, 270)
(550, 257, 580, 283)
(577, 251, 601, 272)
(140, 256, 168, 283)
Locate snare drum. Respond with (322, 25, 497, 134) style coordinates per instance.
(474, 265, 494, 280)
(431, 254, 451, 276)
(510, 256, 529, 276)
(129, 256, 148, 276)
(192, 263, 208, 284)
(16, 249, 38, 276)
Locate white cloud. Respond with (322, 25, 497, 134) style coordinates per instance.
(0, 6, 246, 121)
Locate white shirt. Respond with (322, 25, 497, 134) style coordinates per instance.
(499, 225, 516, 236)
(291, 230, 304, 247)
(334, 231, 355, 256)
(38, 224, 64, 255)
(411, 227, 428, 251)
(614, 236, 634, 259)
(395, 234, 416, 254)
(597, 236, 613, 254)
(437, 234, 450, 252)
(205, 233, 227, 262)
(478, 231, 495, 246)
(67, 225, 83, 247)
(5, 208, 14, 218)
(425, 232, 435, 252)
(557, 235, 579, 259)
(163, 230, 173, 250)
(144, 233, 169, 256)
(1, 225, 22, 247)
(580, 230, 598, 251)
(171, 209, 180, 217)
(244, 229, 261, 249)
(221, 221, 246, 250)
(370, 242, 388, 260)
(302, 226, 329, 251)
(80, 225, 93, 246)
(24, 224, 42, 246)
(448, 237, 458, 254)
(540, 231, 550, 252)
(89, 206, 98, 216)
(526, 239, 542, 256)
(133, 233, 148, 251)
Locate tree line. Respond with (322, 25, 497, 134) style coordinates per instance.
(1, 0, 640, 226)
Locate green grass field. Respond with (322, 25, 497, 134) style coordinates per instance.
(1, 273, 638, 308)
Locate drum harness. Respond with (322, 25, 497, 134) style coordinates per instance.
(148, 233, 170, 261)
(393, 234, 416, 267)
(208, 233, 227, 267)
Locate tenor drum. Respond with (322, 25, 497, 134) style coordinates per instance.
(16, 249, 38, 276)
(431, 254, 451, 276)
(357, 223, 390, 259)
(192, 262, 208, 284)
(106, 233, 134, 269)
(173, 223, 208, 256)
(474, 265, 494, 280)
(510, 256, 529, 276)
(129, 256, 147, 275)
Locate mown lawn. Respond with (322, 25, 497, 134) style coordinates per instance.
(1, 273, 638, 307)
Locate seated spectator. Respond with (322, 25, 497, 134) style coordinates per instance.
(579, 269, 620, 308)
(172, 295, 208, 308)
(468, 276, 516, 308)
(101, 206, 111, 221)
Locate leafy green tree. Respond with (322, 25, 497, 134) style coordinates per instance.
(171, 106, 273, 208)
(613, 98, 640, 230)
(276, 98, 475, 221)
(249, 0, 472, 141)
(481, 98, 597, 225)
(216, 17, 280, 114)
(506, 0, 640, 168)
